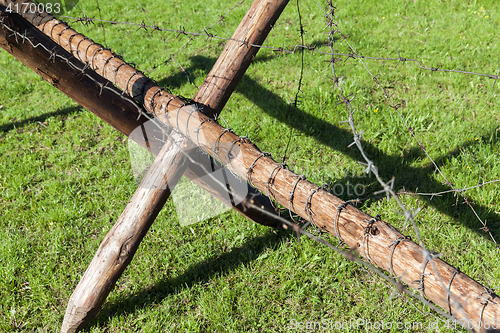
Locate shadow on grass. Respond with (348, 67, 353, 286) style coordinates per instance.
(0, 105, 83, 134)
(86, 54, 499, 328)
(159, 55, 499, 244)
(90, 227, 293, 329)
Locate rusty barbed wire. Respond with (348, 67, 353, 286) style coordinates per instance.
(54, 14, 500, 82)
(315, 0, 485, 327)
(317, 0, 499, 251)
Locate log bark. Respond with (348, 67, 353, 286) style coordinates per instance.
(2, 1, 499, 332)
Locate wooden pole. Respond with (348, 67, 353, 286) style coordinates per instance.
(44, 0, 287, 331)
(3, 1, 499, 331)
(0, 7, 278, 227)
(64, 131, 189, 332)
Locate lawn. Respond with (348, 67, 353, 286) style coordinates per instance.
(1, 0, 499, 332)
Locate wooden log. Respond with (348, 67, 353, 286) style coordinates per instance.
(63, 130, 188, 332)
(0, 6, 277, 227)
(4, 1, 500, 331)
(156, 79, 500, 333)
(0, 7, 144, 137)
(54, 0, 289, 331)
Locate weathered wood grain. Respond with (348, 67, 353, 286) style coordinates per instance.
(61, 130, 188, 332)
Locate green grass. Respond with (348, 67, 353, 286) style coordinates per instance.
(1, 0, 500, 331)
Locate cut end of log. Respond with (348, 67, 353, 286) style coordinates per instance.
(60, 298, 99, 333)
(60, 301, 81, 333)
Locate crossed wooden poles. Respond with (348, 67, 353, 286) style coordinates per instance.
(1, 1, 499, 332)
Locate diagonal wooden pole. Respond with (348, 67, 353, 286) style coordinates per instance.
(53, 0, 289, 331)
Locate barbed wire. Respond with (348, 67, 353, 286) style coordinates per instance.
(132, 0, 247, 82)
(0, 13, 152, 121)
(314, 0, 495, 327)
(152, 111, 475, 331)
(397, 179, 500, 199)
(93, 0, 106, 47)
(54, 14, 500, 83)
(205, 0, 246, 31)
(135, 0, 198, 88)
(313, 0, 500, 251)
(281, 0, 304, 167)
(152, 0, 247, 78)
(141, 103, 479, 330)
(246, 202, 476, 333)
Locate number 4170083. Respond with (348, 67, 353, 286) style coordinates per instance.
(5, 2, 61, 14)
